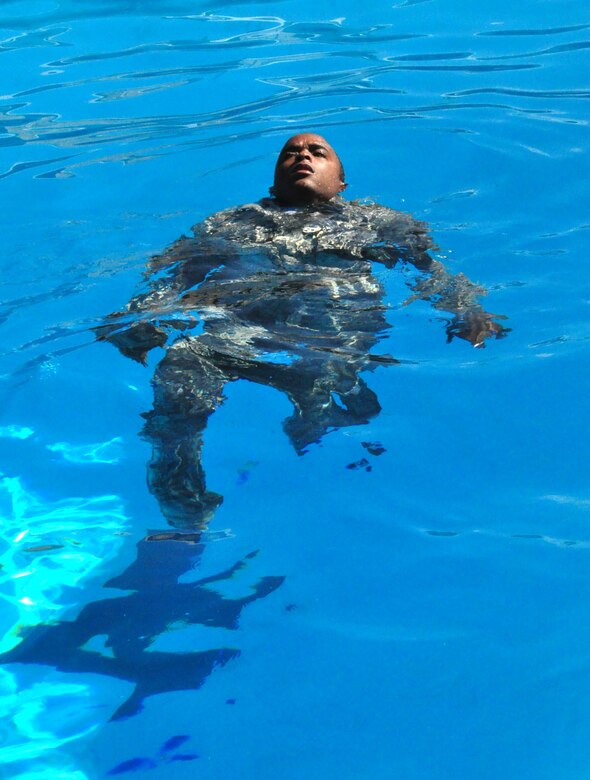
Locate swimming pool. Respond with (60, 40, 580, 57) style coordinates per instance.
(1, 0, 589, 777)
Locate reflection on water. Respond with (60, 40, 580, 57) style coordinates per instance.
(0, 473, 127, 776)
(1, 5, 587, 182)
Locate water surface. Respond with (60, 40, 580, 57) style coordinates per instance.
(1, 0, 589, 777)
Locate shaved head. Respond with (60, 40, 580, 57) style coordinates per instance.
(272, 133, 347, 207)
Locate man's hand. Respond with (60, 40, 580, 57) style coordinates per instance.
(446, 311, 510, 349)
(94, 320, 168, 365)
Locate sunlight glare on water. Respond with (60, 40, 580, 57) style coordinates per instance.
(1, 0, 589, 777)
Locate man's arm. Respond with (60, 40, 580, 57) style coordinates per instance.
(401, 257, 509, 348)
(94, 233, 229, 365)
(364, 206, 509, 348)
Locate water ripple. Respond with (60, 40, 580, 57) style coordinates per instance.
(0, 25, 71, 52)
(445, 87, 590, 99)
(3, 93, 555, 160)
(478, 23, 590, 37)
(1, 51, 337, 101)
(42, 22, 424, 69)
(0, 1, 293, 31)
(0, 154, 77, 179)
(486, 40, 590, 60)
(3, 2, 585, 188)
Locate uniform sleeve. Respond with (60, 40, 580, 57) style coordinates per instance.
(364, 204, 509, 348)
(94, 224, 235, 364)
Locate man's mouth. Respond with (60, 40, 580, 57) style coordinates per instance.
(291, 163, 313, 176)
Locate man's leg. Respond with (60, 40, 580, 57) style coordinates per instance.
(240, 357, 382, 455)
(141, 340, 232, 529)
(283, 374, 381, 454)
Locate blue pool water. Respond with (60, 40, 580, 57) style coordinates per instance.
(1, 0, 589, 777)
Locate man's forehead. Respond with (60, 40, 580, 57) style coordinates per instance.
(280, 134, 335, 152)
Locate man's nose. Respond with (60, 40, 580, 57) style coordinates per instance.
(296, 149, 312, 161)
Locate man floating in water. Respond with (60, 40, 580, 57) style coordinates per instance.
(96, 133, 508, 529)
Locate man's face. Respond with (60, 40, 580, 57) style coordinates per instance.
(272, 133, 346, 206)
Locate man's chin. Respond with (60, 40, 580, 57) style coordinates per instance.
(277, 181, 326, 206)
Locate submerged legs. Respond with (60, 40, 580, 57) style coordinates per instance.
(142, 341, 231, 529)
(233, 355, 382, 455)
(142, 339, 383, 528)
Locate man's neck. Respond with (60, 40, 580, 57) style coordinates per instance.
(264, 194, 346, 212)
